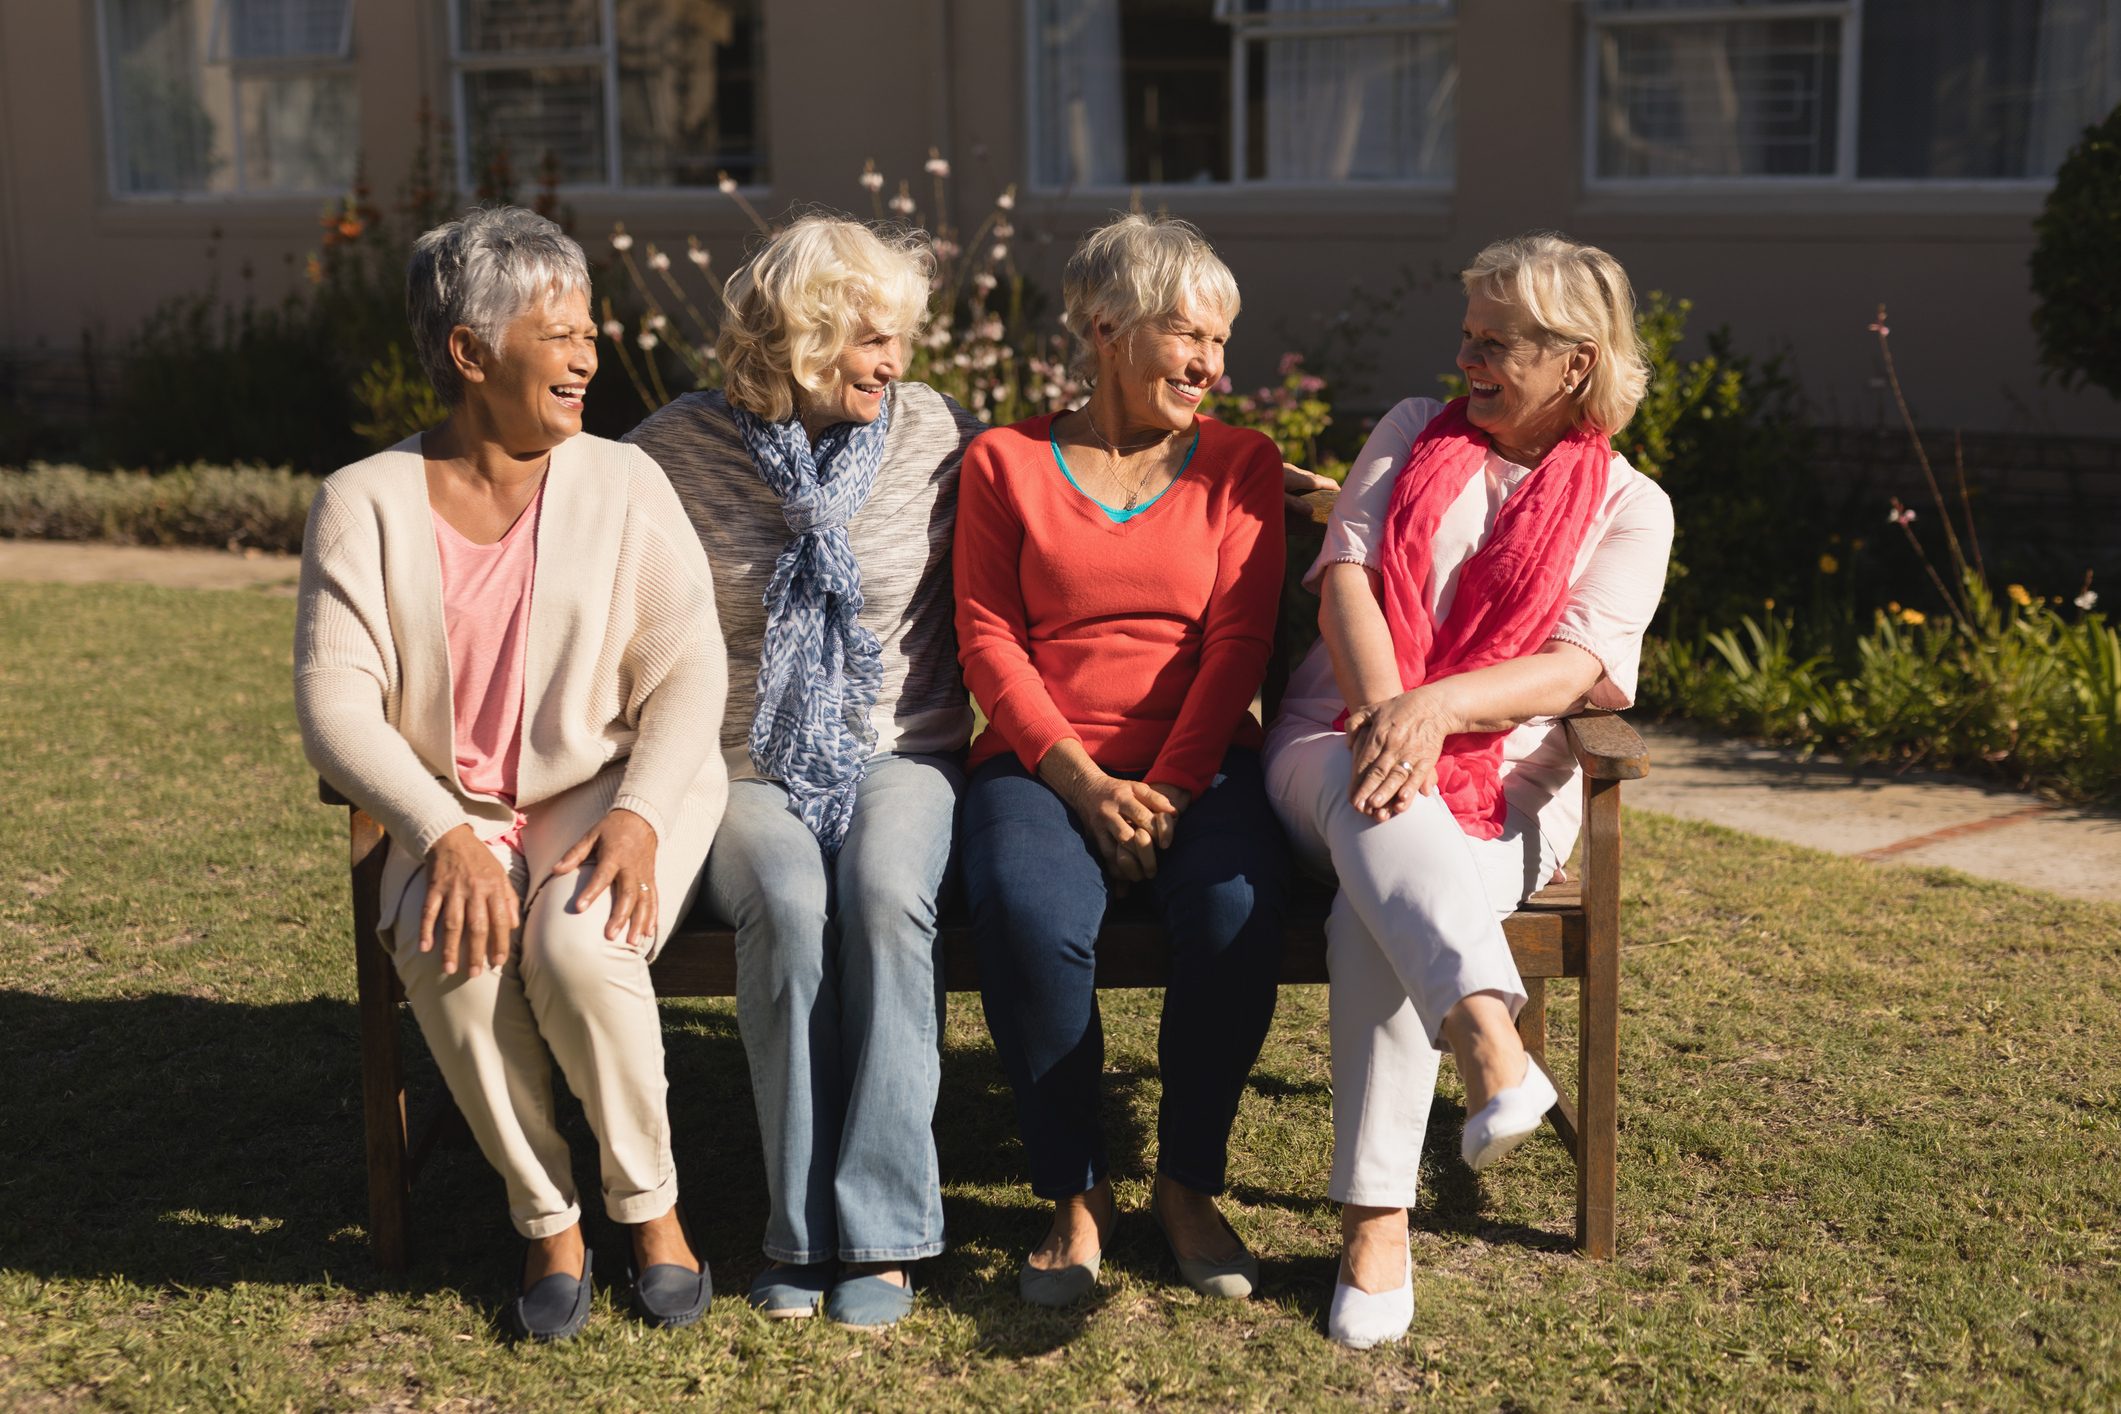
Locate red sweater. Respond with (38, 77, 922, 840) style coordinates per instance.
(954, 413, 1286, 796)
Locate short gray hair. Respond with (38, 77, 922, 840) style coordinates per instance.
(1060, 213, 1241, 382)
(407, 207, 591, 406)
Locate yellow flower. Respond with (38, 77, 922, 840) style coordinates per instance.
(1819, 554, 1840, 574)
(1900, 608, 1926, 626)
(2007, 584, 2032, 606)
(1887, 602, 1901, 614)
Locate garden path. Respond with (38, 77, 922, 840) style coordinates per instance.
(1633, 724, 2121, 905)
(0, 538, 299, 592)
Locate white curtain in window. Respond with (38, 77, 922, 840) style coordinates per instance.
(2028, 0, 2114, 174)
(1260, 0, 1454, 181)
(1034, 0, 1126, 187)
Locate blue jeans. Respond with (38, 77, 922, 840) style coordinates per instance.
(962, 746, 1288, 1201)
(704, 752, 962, 1264)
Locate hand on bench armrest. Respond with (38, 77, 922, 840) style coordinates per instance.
(1563, 710, 1648, 781)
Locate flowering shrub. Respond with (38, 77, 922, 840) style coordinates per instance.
(1641, 310, 2119, 799)
(1203, 353, 1342, 476)
(600, 153, 1086, 426)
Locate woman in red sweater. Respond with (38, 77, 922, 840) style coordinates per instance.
(954, 215, 1288, 1308)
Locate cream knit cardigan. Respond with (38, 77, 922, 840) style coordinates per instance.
(294, 432, 728, 920)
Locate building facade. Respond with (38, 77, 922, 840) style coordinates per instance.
(2, 0, 2118, 436)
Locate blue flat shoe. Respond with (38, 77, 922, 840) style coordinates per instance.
(628, 1208, 712, 1329)
(747, 1261, 835, 1320)
(512, 1243, 593, 1343)
(825, 1272, 915, 1329)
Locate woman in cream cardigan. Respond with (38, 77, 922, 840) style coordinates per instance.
(294, 207, 727, 1342)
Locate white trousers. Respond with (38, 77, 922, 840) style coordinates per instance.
(388, 827, 703, 1239)
(1264, 722, 1565, 1209)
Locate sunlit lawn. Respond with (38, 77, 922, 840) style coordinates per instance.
(2, 581, 2118, 1412)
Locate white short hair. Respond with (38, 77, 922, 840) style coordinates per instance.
(1060, 214, 1241, 382)
(716, 216, 934, 424)
(1461, 233, 1650, 437)
(407, 206, 590, 406)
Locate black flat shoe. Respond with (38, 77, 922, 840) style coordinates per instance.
(513, 1243, 594, 1343)
(628, 1207, 712, 1329)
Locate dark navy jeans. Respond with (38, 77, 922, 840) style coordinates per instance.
(961, 746, 1288, 1200)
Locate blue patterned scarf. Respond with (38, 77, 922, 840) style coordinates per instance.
(725, 391, 889, 854)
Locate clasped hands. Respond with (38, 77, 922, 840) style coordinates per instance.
(418, 807, 660, 976)
(1343, 686, 1460, 824)
(1038, 740, 1192, 883)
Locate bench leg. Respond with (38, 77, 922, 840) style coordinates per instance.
(349, 809, 413, 1271)
(1577, 777, 1621, 1260)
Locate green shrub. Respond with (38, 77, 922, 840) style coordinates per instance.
(0, 463, 317, 552)
(2030, 102, 2121, 398)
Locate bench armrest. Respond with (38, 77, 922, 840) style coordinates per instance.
(1564, 710, 1648, 781)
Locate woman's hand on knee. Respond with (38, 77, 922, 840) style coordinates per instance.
(555, 808, 661, 949)
(1345, 691, 1451, 821)
(422, 824, 520, 977)
(1141, 782, 1193, 851)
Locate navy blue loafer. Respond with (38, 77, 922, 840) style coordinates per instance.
(630, 1255, 712, 1329)
(825, 1272, 914, 1329)
(512, 1244, 593, 1343)
(747, 1261, 835, 1320)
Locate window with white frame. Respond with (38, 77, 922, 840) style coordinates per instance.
(451, 0, 765, 191)
(1030, 0, 1456, 188)
(1588, 0, 2121, 182)
(99, 0, 358, 196)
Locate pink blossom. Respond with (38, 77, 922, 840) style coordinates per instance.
(925, 154, 951, 177)
(996, 190, 1016, 210)
(1869, 321, 1890, 336)
(687, 243, 710, 268)
(990, 243, 1008, 262)
(647, 249, 671, 272)
(609, 231, 633, 252)
(1299, 375, 1325, 394)
(718, 173, 739, 195)
(1278, 352, 1304, 377)
(859, 166, 884, 193)
(602, 319, 624, 340)
(1888, 506, 1917, 526)
(637, 331, 659, 350)
(1214, 376, 1232, 393)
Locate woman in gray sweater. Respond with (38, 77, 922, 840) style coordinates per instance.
(625, 215, 984, 1330)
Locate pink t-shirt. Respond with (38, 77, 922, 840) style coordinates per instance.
(432, 483, 543, 832)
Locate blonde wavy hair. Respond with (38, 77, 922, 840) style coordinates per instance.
(1461, 233, 1649, 437)
(716, 216, 934, 423)
(1060, 213, 1241, 382)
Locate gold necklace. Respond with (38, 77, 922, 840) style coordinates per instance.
(1082, 410, 1175, 510)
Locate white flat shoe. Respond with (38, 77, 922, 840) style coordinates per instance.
(1461, 1060, 1559, 1171)
(1328, 1244, 1412, 1349)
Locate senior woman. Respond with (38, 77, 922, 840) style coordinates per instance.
(1264, 233, 1674, 1348)
(954, 213, 1288, 1307)
(294, 207, 727, 1341)
(624, 216, 985, 1330)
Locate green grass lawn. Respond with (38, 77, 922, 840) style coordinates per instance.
(2, 581, 2119, 1413)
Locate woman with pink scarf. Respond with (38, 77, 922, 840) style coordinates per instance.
(1263, 234, 1673, 1349)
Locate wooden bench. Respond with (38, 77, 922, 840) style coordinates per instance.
(329, 710, 1646, 1272)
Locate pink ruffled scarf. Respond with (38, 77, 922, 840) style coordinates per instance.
(1362, 397, 1611, 839)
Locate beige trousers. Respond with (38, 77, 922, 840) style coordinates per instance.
(386, 791, 706, 1240)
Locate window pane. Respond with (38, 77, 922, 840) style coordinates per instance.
(1596, 18, 1842, 177)
(617, 0, 767, 187)
(1590, 0, 1827, 10)
(104, 0, 236, 193)
(1250, 31, 1455, 181)
(462, 67, 606, 183)
(456, 0, 599, 52)
(1033, 0, 1128, 185)
(1859, 0, 2112, 178)
(238, 69, 357, 189)
(1123, 0, 1230, 183)
(216, 0, 349, 60)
